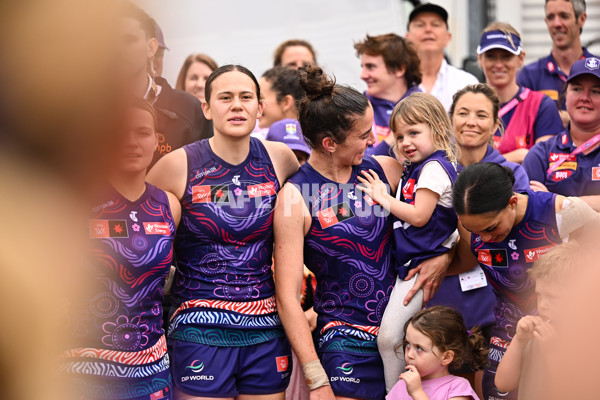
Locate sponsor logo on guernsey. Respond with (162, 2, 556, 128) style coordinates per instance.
(232, 175, 241, 186)
(508, 239, 517, 250)
(549, 152, 576, 163)
(182, 360, 215, 382)
(592, 167, 600, 181)
(336, 363, 354, 375)
(317, 202, 355, 229)
(561, 134, 568, 146)
(347, 190, 357, 200)
(477, 249, 508, 268)
(150, 389, 168, 400)
(143, 222, 170, 235)
(129, 211, 138, 222)
(248, 182, 276, 198)
(524, 244, 554, 263)
(192, 184, 230, 203)
(402, 178, 416, 200)
(195, 166, 217, 180)
(551, 169, 574, 181)
(276, 356, 289, 372)
(89, 220, 128, 238)
(330, 362, 360, 383)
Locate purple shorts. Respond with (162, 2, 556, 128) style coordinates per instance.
(482, 337, 518, 400)
(171, 337, 292, 397)
(320, 351, 386, 400)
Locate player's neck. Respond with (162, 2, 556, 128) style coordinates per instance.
(209, 134, 250, 166)
(570, 122, 600, 148)
(308, 151, 353, 184)
(552, 44, 583, 75)
(513, 193, 529, 227)
(109, 173, 147, 202)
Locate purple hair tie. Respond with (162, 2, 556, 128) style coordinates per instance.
(467, 330, 471, 336)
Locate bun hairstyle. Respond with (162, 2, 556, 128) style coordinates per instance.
(453, 162, 515, 216)
(398, 306, 489, 371)
(297, 65, 369, 149)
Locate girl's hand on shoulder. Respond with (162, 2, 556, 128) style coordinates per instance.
(356, 169, 389, 205)
(400, 365, 424, 396)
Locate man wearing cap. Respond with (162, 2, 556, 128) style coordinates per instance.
(477, 23, 563, 164)
(266, 119, 311, 165)
(405, 3, 478, 111)
(523, 57, 600, 211)
(518, 0, 596, 116)
(120, 2, 212, 168)
(354, 33, 422, 155)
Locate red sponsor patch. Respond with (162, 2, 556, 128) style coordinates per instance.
(248, 182, 276, 198)
(150, 390, 164, 400)
(561, 134, 568, 145)
(493, 136, 502, 149)
(317, 207, 339, 229)
(491, 336, 510, 350)
(89, 220, 128, 238)
(192, 185, 211, 203)
(524, 244, 555, 263)
(364, 194, 376, 206)
(516, 136, 527, 148)
(477, 249, 508, 267)
(402, 178, 415, 200)
(143, 222, 170, 235)
(276, 356, 289, 372)
(549, 152, 575, 163)
(90, 219, 109, 238)
(551, 169, 574, 181)
(593, 167, 600, 181)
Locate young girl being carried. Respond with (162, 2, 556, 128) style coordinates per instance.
(387, 306, 487, 399)
(358, 92, 460, 392)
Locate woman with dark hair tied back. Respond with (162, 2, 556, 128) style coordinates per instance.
(448, 162, 597, 400)
(148, 64, 299, 399)
(274, 65, 448, 400)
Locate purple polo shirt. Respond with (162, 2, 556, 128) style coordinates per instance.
(523, 129, 600, 196)
(517, 48, 597, 109)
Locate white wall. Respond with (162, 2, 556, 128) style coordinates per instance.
(137, 0, 472, 91)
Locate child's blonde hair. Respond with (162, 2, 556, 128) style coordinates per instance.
(528, 240, 583, 282)
(389, 92, 459, 164)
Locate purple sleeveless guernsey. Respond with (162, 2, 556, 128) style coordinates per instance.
(170, 137, 284, 347)
(288, 156, 396, 355)
(65, 183, 176, 400)
(394, 150, 458, 278)
(470, 190, 560, 343)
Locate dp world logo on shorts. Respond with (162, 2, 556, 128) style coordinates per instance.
(336, 363, 353, 375)
(186, 360, 204, 373)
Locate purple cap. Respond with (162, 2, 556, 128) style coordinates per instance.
(477, 30, 522, 55)
(154, 21, 169, 50)
(567, 57, 600, 83)
(266, 119, 311, 156)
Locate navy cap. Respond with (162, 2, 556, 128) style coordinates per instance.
(266, 119, 311, 156)
(408, 3, 448, 26)
(477, 30, 522, 55)
(567, 57, 600, 83)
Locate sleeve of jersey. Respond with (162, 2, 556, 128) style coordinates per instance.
(522, 142, 548, 184)
(533, 95, 564, 140)
(417, 161, 452, 201)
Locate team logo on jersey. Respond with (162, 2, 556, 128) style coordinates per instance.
(524, 244, 554, 263)
(186, 360, 204, 373)
(336, 363, 354, 375)
(477, 249, 508, 267)
(89, 220, 128, 238)
(551, 169, 574, 181)
(276, 356, 289, 372)
(248, 182, 276, 198)
(192, 184, 230, 203)
(317, 202, 355, 229)
(232, 175, 241, 186)
(402, 178, 416, 200)
(592, 167, 600, 181)
(585, 57, 599, 70)
(143, 222, 170, 235)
